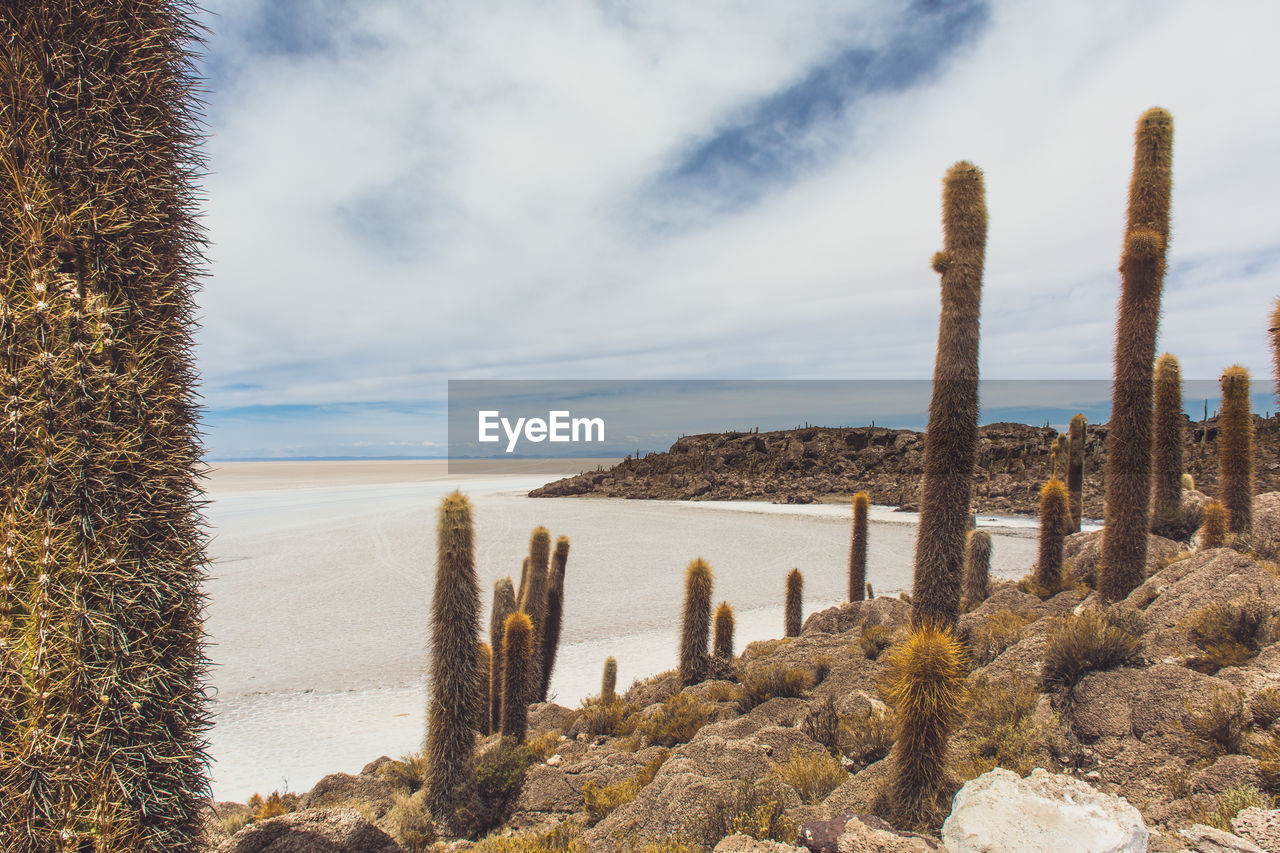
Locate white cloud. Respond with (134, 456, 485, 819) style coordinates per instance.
(194, 0, 1280, 455)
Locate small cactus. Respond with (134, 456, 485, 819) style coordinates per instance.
(1202, 500, 1229, 549)
(962, 529, 992, 607)
(1219, 366, 1254, 535)
(1152, 353, 1185, 533)
(1051, 434, 1068, 481)
(601, 657, 618, 703)
(538, 536, 570, 702)
(679, 558, 714, 686)
(850, 492, 870, 602)
(785, 569, 804, 637)
(488, 577, 517, 735)
(1036, 480, 1072, 594)
(866, 582, 875, 600)
(912, 161, 987, 630)
(714, 601, 735, 660)
(425, 491, 482, 829)
(1068, 414, 1086, 533)
(499, 612, 533, 742)
(1099, 107, 1174, 603)
(881, 623, 968, 830)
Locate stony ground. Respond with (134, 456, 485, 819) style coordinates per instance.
(204, 494, 1280, 853)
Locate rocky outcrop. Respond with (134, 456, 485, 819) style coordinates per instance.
(530, 416, 1280, 516)
(214, 808, 403, 853)
(1232, 808, 1280, 852)
(941, 768, 1147, 853)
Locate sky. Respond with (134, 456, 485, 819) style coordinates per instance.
(192, 0, 1280, 459)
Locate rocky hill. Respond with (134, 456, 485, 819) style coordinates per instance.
(530, 415, 1280, 517)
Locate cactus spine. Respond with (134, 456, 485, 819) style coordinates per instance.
(962, 530, 992, 607)
(882, 624, 968, 830)
(1098, 107, 1174, 602)
(1219, 366, 1254, 535)
(0, 6, 211, 848)
(601, 656, 618, 703)
(520, 527, 551, 702)
(1067, 414, 1087, 533)
(538, 536, 570, 702)
(488, 577, 516, 735)
(849, 492, 870, 602)
(499, 612, 533, 743)
(912, 161, 987, 630)
(679, 558, 714, 686)
(426, 491, 482, 830)
(785, 569, 804, 637)
(1202, 500, 1229, 549)
(1036, 480, 1071, 594)
(1152, 354, 1185, 532)
(714, 601, 735, 659)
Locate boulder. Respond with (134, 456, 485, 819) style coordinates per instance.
(1232, 808, 1280, 852)
(1070, 665, 1233, 743)
(216, 808, 403, 853)
(528, 702, 577, 733)
(299, 773, 396, 818)
(1190, 754, 1264, 796)
(1251, 492, 1280, 543)
(800, 598, 911, 637)
(940, 768, 1147, 853)
(713, 833, 805, 852)
(797, 812, 939, 852)
(1179, 824, 1266, 853)
(1066, 529, 1182, 587)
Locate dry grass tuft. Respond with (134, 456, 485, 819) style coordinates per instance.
(772, 751, 847, 804)
(473, 820, 586, 852)
(579, 749, 670, 824)
(966, 610, 1031, 666)
(738, 664, 817, 711)
(1189, 786, 1273, 832)
(697, 781, 797, 846)
(858, 624, 896, 660)
(1040, 609, 1143, 691)
(839, 705, 896, 772)
(1184, 687, 1247, 757)
(636, 693, 720, 748)
(957, 676, 1063, 779)
(1184, 596, 1273, 674)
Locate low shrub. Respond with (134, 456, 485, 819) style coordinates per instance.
(472, 820, 586, 853)
(1185, 596, 1273, 674)
(246, 790, 300, 823)
(800, 695, 840, 756)
(574, 696, 640, 738)
(698, 780, 797, 846)
(957, 675, 1063, 779)
(772, 750, 847, 804)
(858, 624, 895, 660)
(474, 737, 537, 834)
(966, 610, 1031, 667)
(526, 730, 565, 762)
(1185, 687, 1246, 757)
(385, 789, 435, 852)
(1041, 609, 1143, 691)
(579, 749, 670, 824)
(636, 692, 720, 748)
(738, 664, 817, 712)
(1190, 786, 1273, 832)
(838, 705, 895, 771)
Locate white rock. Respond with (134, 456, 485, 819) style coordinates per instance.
(1179, 824, 1266, 853)
(942, 768, 1148, 853)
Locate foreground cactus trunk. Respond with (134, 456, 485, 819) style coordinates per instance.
(1, 4, 211, 849)
(911, 162, 987, 630)
(1099, 107, 1174, 602)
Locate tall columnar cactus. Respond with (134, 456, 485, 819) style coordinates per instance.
(679, 558, 714, 686)
(488, 577, 516, 735)
(426, 491, 482, 830)
(962, 530, 992, 607)
(538, 536, 570, 702)
(601, 656, 618, 704)
(0, 6, 210, 849)
(882, 624, 968, 830)
(714, 601, 735, 660)
(520, 527, 551, 701)
(1271, 299, 1280, 410)
(1152, 353, 1185, 532)
(1098, 107, 1174, 603)
(849, 492, 870, 602)
(1036, 480, 1071, 594)
(785, 569, 804, 637)
(1219, 366, 1254, 535)
(499, 612, 532, 743)
(1067, 414, 1087, 533)
(1201, 500, 1229, 549)
(912, 161, 987, 630)
(1051, 435, 1068, 481)
(477, 641, 492, 734)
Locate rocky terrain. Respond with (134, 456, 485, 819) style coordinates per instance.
(529, 415, 1280, 517)
(203, 494, 1280, 852)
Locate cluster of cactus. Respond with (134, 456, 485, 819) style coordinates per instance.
(911, 161, 987, 629)
(1098, 108, 1174, 602)
(1, 4, 212, 849)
